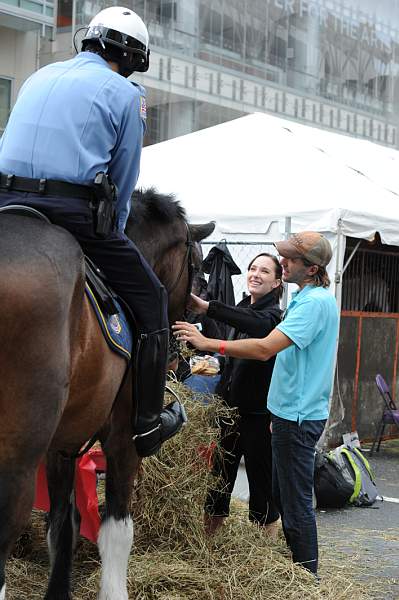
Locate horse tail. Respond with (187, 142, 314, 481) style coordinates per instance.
(0, 215, 84, 568)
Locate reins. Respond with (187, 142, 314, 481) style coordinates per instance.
(167, 222, 195, 297)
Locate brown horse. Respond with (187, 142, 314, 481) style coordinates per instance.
(0, 188, 214, 600)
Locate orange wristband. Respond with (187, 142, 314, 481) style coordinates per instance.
(219, 341, 226, 355)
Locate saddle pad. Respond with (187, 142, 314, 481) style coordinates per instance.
(85, 283, 132, 360)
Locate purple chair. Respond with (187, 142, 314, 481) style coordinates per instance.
(370, 374, 399, 455)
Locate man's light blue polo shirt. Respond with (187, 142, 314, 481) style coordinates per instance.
(267, 285, 339, 423)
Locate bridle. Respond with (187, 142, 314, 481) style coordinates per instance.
(167, 222, 195, 298)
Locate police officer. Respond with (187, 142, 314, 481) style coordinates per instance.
(0, 6, 186, 457)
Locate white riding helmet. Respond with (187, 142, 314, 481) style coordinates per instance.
(82, 6, 150, 74)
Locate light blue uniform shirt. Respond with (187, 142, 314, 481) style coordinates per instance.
(267, 285, 339, 423)
(0, 51, 146, 231)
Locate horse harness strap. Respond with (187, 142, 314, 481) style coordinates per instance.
(85, 256, 119, 316)
(167, 223, 195, 295)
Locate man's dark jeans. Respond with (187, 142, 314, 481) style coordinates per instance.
(272, 415, 326, 574)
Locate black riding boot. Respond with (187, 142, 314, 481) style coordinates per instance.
(133, 328, 187, 457)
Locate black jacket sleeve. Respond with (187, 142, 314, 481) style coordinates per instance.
(207, 300, 280, 338)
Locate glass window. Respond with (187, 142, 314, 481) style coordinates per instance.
(20, 0, 43, 13)
(146, 0, 161, 24)
(200, 0, 222, 47)
(159, 0, 176, 24)
(57, 0, 72, 28)
(131, 0, 145, 17)
(0, 79, 11, 133)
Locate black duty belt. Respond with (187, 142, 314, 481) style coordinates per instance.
(0, 173, 94, 201)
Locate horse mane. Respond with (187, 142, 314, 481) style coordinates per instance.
(128, 187, 187, 227)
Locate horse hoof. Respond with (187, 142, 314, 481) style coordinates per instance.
(98, 591, 128, 600)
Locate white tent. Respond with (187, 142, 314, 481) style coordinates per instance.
(138, 112, 399, 242)
(138, 112, 399, 301)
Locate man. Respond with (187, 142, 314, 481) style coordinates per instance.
(0, 6, 185, 457)
(173, 231, 339, 576)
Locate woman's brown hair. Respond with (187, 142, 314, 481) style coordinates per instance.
(247, 253, 284, 300)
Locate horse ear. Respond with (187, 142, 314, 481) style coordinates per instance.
(189, 222, 215, 242)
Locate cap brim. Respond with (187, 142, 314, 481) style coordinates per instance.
(274, 240, 302, 259)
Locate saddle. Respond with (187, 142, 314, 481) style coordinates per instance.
(0, 204, 133, 360)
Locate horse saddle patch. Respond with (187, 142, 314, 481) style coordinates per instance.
(85, 283, 133, 360)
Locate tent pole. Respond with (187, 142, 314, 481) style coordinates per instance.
(341, 240, 361, 276)
(334, 218, 345, 308)
(320, 220, 346, 449)
(281, 216, 292, 311)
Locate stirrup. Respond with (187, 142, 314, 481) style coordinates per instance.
(133, 401, 187, 457)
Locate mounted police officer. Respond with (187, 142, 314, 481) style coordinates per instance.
(0, 6, 186, 457)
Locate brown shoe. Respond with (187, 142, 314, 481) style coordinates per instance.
(204, 514, 225, 536)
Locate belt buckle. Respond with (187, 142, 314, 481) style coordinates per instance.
(5, 174, 14, 190)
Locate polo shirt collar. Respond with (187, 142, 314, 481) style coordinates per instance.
(291, 284, 314, 301)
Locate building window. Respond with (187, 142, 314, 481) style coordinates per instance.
(0, 78, 11, 132)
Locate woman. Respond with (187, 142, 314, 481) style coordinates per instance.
(186, 253, 283, 536)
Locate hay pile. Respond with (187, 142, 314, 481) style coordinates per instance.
(6, 383, 376, 599)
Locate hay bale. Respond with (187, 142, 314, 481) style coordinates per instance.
(6, 383, 377, 599)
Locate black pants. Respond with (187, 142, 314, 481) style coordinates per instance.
(272, 416, 326, 574)
(205, 412, 280, 525)
(0, 192, 168, 332)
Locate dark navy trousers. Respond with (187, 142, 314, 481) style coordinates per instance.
(0, 192, 168, 332)
(271, 415, 326, 574)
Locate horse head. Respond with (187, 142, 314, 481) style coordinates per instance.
(126, 188, 215, 323)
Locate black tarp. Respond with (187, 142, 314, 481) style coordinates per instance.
(202, 241, 241, 339)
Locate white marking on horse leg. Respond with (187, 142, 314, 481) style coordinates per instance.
(0, 583, 6, 600)
(98, 516, 133, 600)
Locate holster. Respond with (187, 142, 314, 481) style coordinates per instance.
(91, 172, 117, 237)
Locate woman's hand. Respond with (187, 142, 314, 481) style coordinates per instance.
(187, 293, 209, 314)
(172, 321, 210, 351)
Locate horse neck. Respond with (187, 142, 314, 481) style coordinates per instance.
(129, 219, 189, 323)
(131, 226, 166, 270)
(130, 220, 185, 280)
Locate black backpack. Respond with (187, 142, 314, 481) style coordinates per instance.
(314, 451, 354, 508)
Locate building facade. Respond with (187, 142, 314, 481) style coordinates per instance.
(0, 0, 55, 132)
(3, 0, 399, 147)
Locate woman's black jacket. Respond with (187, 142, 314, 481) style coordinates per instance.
(207, 290, 282, 415)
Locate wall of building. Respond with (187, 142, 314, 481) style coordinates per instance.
(0, 25, 42, 131)
(0, 26, 40, 104)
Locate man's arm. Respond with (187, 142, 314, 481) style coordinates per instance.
(172, 322, 292, 360)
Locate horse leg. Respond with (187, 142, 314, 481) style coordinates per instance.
(97, 383, 139, 600)
(44, 452, 80, 600)
(0, 469, 36, 600)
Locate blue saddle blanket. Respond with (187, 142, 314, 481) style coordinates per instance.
(85, 284, 133, 361)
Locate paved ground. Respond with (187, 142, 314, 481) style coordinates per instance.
(233, 440, 399, 599)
